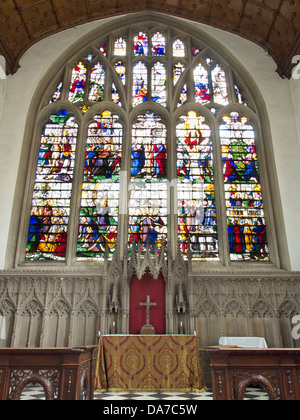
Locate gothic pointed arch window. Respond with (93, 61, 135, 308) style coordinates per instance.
(20, 16, 278, 267)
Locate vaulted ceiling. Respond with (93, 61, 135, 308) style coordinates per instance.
(0, 0, 299, 78)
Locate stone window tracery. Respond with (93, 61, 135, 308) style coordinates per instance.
(22, 19, 272, 266)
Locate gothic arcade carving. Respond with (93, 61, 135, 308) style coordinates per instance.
(1, 243, 300, 348)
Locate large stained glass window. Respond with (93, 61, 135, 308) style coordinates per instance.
(220, 112, 268, 261)
(77, 111, 122, 260)
(24, 21, 272, 266)
(177, 112, 218, 259)
(26, 111, 78, 261)
(129, 112, 167, 253)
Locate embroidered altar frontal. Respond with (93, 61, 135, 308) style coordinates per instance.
(95, 335, 206, 393)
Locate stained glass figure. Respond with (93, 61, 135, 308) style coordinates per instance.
(152, 32, 165, 56)
(49, 82, 62, 103)
(99, 44, 107, 56)
(177, 111, 218, 259)
(132, 62, 148, 107)
(112, 83, 121, 106)
(205, 56, 215, 66)
(194, 64, 210, 104)
(28, 24, 270, 266)
(88, 63, 105, 102)
(77, 111, 122, 260)
(151, 62, 166, 106)
(173, 39, 185, 57)
(235, 85, 247, 106)
(26, 111, 78, 261)
(85, 53, 94, 63)
(220, 112, 268, 261)
(173, 62, 185, 85)
(178, 85, 187, 107)
(192, 46, 200, 57)
(114, 37, 126, 56)
(114, 61, 126, 85)
(134, 32, 148, 56)
(129, 112, 167, 253)
(68, 62, 87, 103)
(212, 65, 229, 105)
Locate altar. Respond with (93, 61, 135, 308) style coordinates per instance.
(94, 335, 206, 393)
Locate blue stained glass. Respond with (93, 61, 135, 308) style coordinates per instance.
(77, 111, 122, 260)
(177, 111, 218, 260)
(114, 61, 126, 85)
(134, 32, 148, 56)
(49, 82, 62, 103)
(129, 112, 167, 253)
(152, 32, 165, 56)
(194, 64, 210, 104)
(26, 112, 78, 261)
(220, 112, 269, 261)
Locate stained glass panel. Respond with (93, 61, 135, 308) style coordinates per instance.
(235, 85, 247, 106)
(205, 56, 215, 66)
(212, 65, 229, 105)
(28, 25, 270, 265)
(129, 112, 167, 252)
(85, 53, 94, 63)
(112, 83, 121, 106)
(194, 64, 210, 104)
(132, 62, 148, 107)
(192, 47, 200, 57)
(177, 111, 218, 259)
(114, 61, 126, 85)
(26, 111, 78, 261)
(173, 39, 185, 57)
(178, 85, 187, 107)
(220, 112, 269, 261)
(88, 63, 105, 102)
(151, 62, 166, 106)
(77, 111, 122, 260)
(50, 82, 62, 103)
(173, 62, 185, 85)
(68, 62, 87, 103)
(134, 32, 148, 56)
(114, 37, 126, 56)
(99, 44, 107, 56)
(152, 32, 165, 56)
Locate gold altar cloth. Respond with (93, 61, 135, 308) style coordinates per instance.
(94, 335, 206, 393)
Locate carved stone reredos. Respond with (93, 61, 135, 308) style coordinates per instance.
(127, 241, 167, 280)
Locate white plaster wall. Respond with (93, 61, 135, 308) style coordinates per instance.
(0, 13, 300, 270)
(290, 76, 300, 145)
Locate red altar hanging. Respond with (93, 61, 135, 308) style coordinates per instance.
(94, 335, 206, 393)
